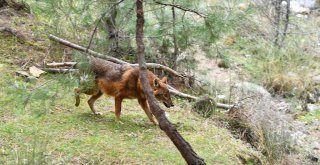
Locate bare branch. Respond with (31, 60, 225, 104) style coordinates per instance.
(154, 1, 207, 18)
(46, 62, 77, 68)
(49, 34, 129, 64)
(48, 34, 183, 77)
(43, 68, 78, 73)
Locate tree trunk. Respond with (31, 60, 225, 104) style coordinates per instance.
(103, 0, 119, 53)
(273, 0, 281, 47)
(135, 0, 205, 164)
(171, 0, 178, 70)
(281, 0, 290, 45)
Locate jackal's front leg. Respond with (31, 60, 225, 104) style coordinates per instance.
(74, 88, 81, 107)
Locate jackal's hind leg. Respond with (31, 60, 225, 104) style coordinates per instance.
(88, 90, 103, 115)
(115, 96, 123, 124)
(74, 88, 82, 107)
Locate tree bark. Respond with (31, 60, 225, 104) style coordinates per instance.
(135, 0, 205, 164)
(102, 0, 119, 53)
(171, 0, 178, 70)
(273, 0, 280, 46)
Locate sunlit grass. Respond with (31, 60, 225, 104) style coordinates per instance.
(0, 63, 260, 164)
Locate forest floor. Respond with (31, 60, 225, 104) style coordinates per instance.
(0, 7, 262, 165)
(1, 2, 320, 164)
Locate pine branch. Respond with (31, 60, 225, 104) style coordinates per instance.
(154, 1, 207, 18)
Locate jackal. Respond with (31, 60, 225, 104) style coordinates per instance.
(74, 58, 174, 124)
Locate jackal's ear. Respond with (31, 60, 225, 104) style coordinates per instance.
(160, 76, 168, 84)
(154, 79, 160, 87)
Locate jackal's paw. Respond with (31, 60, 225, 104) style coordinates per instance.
(93, 112, 103, 116)
(115, 119, 124, 125)
(151, 121, 159, 126)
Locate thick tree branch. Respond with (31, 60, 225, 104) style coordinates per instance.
(136, 1, 205, 164)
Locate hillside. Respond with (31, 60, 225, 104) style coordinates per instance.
(1, 0, 320, 164)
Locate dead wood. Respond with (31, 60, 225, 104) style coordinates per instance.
(43, 68, 78, 73)
(48, 35, 235, 110)
(48, 34, 183, 77)
(168, 85, 235, 109)
(46, 62, 77, 68)
(48, 34, 128, 65)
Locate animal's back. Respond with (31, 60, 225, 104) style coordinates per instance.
(90, 57, 131, 81)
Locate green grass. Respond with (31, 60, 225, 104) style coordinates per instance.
(299, 110, 320, 123)
(0, 60, 261, 164)
(0, 8, 262, 164)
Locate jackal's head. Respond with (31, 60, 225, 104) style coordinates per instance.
(153, 77, 174, 108)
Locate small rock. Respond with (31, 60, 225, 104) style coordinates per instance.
(275, 101, 291, 113)
(312, 75, 320, 85)
(306, 104, 320, 112)
(217, 95, 226, 100)
(291, 1, 311, 15)
(291, 131, 307, 145)
(312, 141, 320, 150)
(235, 82, 271, 99)
(238, 3, 248, 11)
(127, 133, 138, 137)
(307, 92, 317, 104)
(296, 14, 308, 18)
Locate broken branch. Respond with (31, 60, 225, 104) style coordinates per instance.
(46, 62, 77, 68)
(48, 34, 183, 77)
(154, 1, 207, 18)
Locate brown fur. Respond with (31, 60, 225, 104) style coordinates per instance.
(75, 58, 174, 124)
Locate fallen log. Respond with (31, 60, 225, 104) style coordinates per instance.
(46, 62, 77, 68)
(168, 85, 235, 109)
(43, 68, 78, 73)
(48, 34, 235, 110)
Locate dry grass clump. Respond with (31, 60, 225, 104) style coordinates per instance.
(192, 96, 217, 118)
(263, 73, 306, 97)
(226, 85, 296, 164)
